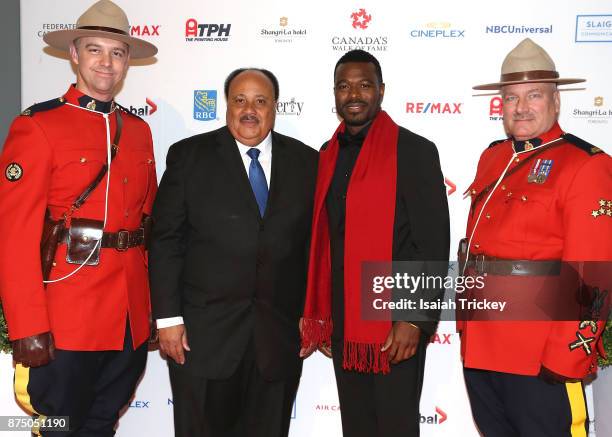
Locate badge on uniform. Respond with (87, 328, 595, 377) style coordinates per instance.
(527, 158, 553, 184)
(5, 162, 23, 182)
(591, 199, 612, 218)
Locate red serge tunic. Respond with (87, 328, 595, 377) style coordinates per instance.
(460, 123, 612, 378)
(0, 86, 157, 351)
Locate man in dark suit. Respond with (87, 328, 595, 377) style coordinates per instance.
(149, 68, 317, 437)
(300, 50, 449, 436)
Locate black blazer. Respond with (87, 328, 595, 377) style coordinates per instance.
(149, 126, 318, 380)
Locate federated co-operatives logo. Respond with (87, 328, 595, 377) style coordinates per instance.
(185, 18, 231, 42)
(193, 90, 217, 121)
(571, 96, 612, 124)
(485, 24, 552, 34)
(406, 101, 463, 115)
(420, 407, 447, 425)
(409, 22, 465, 38)
(259, 16, 307, 44)
(126, 98, 157, 117)
(331, 8, 388, 52)
(575, 15, 612, 42)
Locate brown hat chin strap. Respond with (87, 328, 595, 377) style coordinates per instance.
(500, 70, 560, 82)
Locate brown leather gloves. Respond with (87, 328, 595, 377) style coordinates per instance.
(12, 332, 56, 367)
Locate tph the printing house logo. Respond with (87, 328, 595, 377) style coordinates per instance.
(185, 18, 231, 42)
(485, 23, 552, 35)
(409, 22, 465, 39)
(406, 101, 463, 115)
(193, 90, 217, 121)
(575, 15, 612, 43)
(331, 8, 388, 52)
(571, 96, 612, 124)
(259, 16, 307, 44)
(126, 98, 157, 117)
(276, 98, 304, 116)
(489, 96, 504, 121)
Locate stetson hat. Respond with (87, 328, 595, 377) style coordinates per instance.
(473, 38, 584, 90)
(43, 0, 157, 59)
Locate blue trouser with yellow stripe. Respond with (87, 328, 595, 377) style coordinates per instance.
(464, 368, 589, 437)
(13, 323, 147, 437)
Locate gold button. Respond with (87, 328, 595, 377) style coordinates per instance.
(125, 211, 129, 217)
(507, 192, 513, 197)
(514, 157, 520, 163)
(485, 213, 491, 219)
(501, 185, 506, 191)
(471, 189, 476, 195)
(80, 157, 87, 163)
(123, 177, 128, 184)
(147, 158, 154, 165)
(521, 195, 528, 202)
(52, 261, 57, 267)
(474, 244, 480, 249)
(82, 236, 89, 242)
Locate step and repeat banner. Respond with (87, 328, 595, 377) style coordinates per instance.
(2, 0, 610, 436)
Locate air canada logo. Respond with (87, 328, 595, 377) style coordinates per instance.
(127, 98, 157, 117)
(315, 404, 341, 412)
(489, 96, 503, 121)
(420, 407, 447, 424)
(331, 8, 388, 52)
(406, 102, 462, 114)
(351, 9, 372, 29)
(185, 18, 231, 42)
(193, 90, 217, 121)
(130, 25, 160, 37)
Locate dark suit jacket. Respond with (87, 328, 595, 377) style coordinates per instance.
(149, 126, 318, 380)
(327, 126, 450, 342)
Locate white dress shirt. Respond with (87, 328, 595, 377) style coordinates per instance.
(156, 131, 273, 329)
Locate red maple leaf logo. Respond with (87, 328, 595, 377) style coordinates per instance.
(351, 8, 372, 29)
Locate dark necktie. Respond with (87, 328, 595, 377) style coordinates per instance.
(246, 148, 268, 216)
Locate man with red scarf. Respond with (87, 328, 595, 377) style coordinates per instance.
(460, 38, 611, 436)
(300, 50, 450, 436)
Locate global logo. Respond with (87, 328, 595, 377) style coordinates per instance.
(489, 96, 503, 121)
(276, 98, 304, 116)
(409, 22, 465, 38)
(485, 24, 552, 34)
(193, 90, 217, 121)
(127, 98, 157, 117)
(185, 19, 231, 42)
(575, 15, 612, 42)
(351, 9, 372, 30)
(130, 25, 161, 37)
(406, 102, 462, 114)
(420, 407, 447, 424)
(444, 178, 456, 196)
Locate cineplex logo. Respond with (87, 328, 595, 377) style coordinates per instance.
(406, 102, 462, 114)
(185, 18, 231, 42)
(331, 8, 388, 52)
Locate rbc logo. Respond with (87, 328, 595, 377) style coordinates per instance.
(194, 90, 217, 121)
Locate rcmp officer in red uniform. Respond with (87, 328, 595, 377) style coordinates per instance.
(459, 38, 611, 436)
(0, 1, 157, 435)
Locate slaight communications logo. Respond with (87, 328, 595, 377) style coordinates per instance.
(260, 16, 307, 43)
(571, 96, 611, 124)
(193, 90, 217, 121)
(420, 407, 447, 424)
(36, 23, 76, 38)
(127, 98, 157, 117)
(575, 15, 612, 42)
(185, 18, 231, 42)
(331, 8, 388, 52)
(406, 101, 463, 115)
(485, 23, 552, 34)
(409, 22, 465, 38)
(489, 96, 503, 121)
(276, 98, 304, 116)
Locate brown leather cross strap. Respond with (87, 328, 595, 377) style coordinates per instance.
(470, 136, 564, 214)
(72, 111, 123, 210)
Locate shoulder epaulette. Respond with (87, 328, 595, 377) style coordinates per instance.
(116, 103, 144, 121)
(487, 139, 506, 149)
(562, 133, 605, 156)
(20, 97, 65, 116)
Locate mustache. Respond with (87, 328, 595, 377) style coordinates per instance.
(512, 113, 535, 121)
(240, 114, 259, 122)
(343, 100, 368, 108)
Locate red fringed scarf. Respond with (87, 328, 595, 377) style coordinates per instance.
(301, 110, 398, 374)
